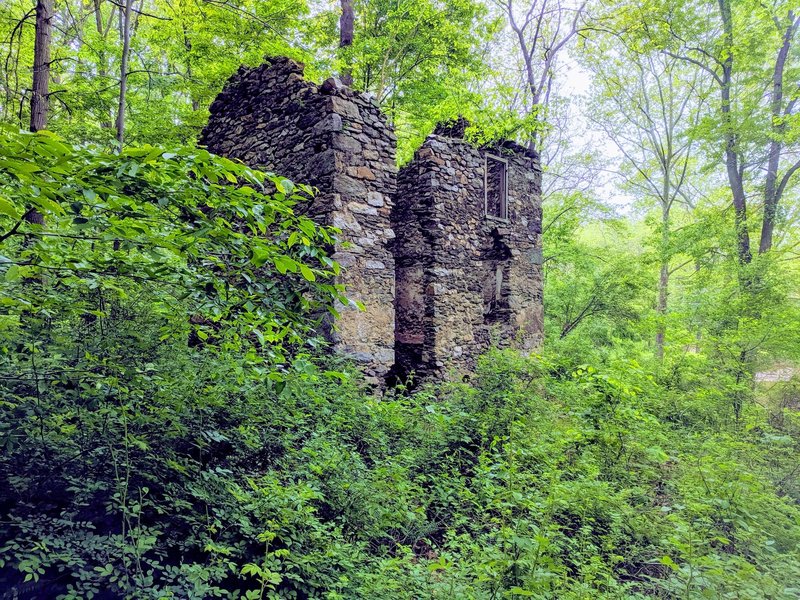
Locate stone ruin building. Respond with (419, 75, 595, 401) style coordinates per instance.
(200, 57, 543, 386)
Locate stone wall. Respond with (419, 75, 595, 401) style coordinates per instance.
(199, 57, 544, 386)
(200, 57, 397, 384)
(393, 132, 543, 382)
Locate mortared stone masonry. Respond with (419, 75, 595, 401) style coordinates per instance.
(201, 57, 542, 386)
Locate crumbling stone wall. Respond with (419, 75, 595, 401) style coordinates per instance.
(200, 57, 396, 384)
(393, 132, 543, 382)
(200, 57, 543, 386)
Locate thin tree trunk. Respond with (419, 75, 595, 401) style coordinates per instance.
(30, 0, 53, 133)
(759, 10, 796, 254)
(339, 0, 354, 86)
(718, 0, 751, 266)
(655, 200, 670, 360)
(183, 25, 199, 111)
(93, 0, 114, 129)
(656, 261, 668, 360)
(116, 0, 134, 150)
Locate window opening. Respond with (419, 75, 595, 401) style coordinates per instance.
(485, 154, 508, 220)
(484, 264, 507, 323)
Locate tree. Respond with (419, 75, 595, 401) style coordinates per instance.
(332, 0, 492, 159)
(26, 0, 53, 228)
(544, 214, 649, 344)
(115, 0, 134, 149)
(29, 0, 52, 133)
(339, 0, 354, 85)
(91, 0, 114, 130)
(493, 0, 586, 152)
(587, 45, 704, 359)
(658, 0, 800, 264)
(758, 7, 800, 254)
(0, 0, 310, 148)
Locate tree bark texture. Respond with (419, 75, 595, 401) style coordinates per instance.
(759, 10, 798, 254)
(339, 0, 354, 86)
(718, 0, 751, 266)
(30, 0, 53, 133)
(116, 0, 134, 149)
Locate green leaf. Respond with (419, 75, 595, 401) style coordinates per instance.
(4, 265, 20, 281)
(32, 196, 63, 215)
(251, 247, 271, 267)
(274, 255, 297, 274)
(0, 196, 20, 219)
(276, 178, 294, 194)
(299, 264, 316, 282)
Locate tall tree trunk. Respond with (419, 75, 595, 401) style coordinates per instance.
(116, 0, 133, 150)
(723, 134, 750, 265)
(759, 10, 797, 254)
(27, 0, 52, 228)
(30, 0, 53, 134)
(93, 0, 114, 129)
(339, 0, 354, 86)
(718, 0, 751, 266)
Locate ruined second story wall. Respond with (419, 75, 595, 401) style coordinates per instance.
(394, 134, 543, 382)
(200, 57, 397, 384)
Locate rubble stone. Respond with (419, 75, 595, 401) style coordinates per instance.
(200, 57, 543, 387)
(200, 57, 396, 382)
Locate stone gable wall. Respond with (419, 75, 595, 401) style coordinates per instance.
(200, 58, 396, 384)
(393, 135, 543, 382)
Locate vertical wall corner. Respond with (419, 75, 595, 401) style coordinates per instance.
(201, 59, 396, 384)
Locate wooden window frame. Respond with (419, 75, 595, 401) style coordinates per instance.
(484, 153, 509, 222)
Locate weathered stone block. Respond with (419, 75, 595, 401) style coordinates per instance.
(333, 136, 362, 153)
(334, 175, 368, 198)
(330, 96, 360, 120)
(332, 210, 362, 232)
(349, 202, 378, 216)
(366, 192, 385, 207)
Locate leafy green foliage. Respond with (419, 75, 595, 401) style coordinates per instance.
(0, 0, 495, 161)
(335, 0, 497, 162)
(1, 0, 799, 596)
(0, 135, 797, 597)
(0, 127, 345, 356)
(0, 0, 312, 148)
(4, 332, 799, 597)
(0, 128, 795, 596)
(0, 128, 354, 596)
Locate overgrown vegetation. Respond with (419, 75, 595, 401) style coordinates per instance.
(1, 0, 800, 596)
(0, 130, 798, 598)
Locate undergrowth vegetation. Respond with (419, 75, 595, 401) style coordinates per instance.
(3, 343, 800, 598)
(0, 131, 799, 598)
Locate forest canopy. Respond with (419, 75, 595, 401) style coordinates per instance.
(1, 0, 800, 598)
